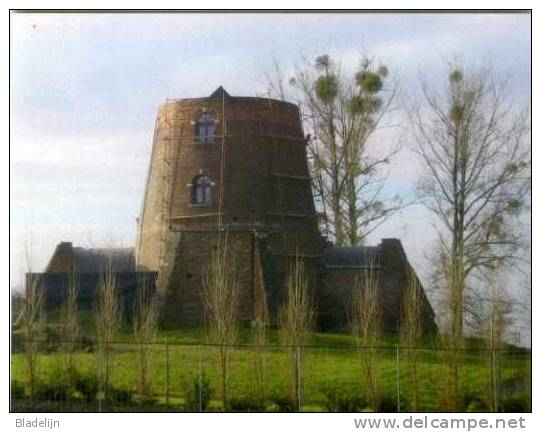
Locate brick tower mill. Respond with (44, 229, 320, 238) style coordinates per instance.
(135, 86, 325, 327)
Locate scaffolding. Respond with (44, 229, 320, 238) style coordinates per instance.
(135, 120, 160, 267)
(158, 112, 182, 268)
(159, 92, 227, 243)
(258, 95, 322, 260)
(218, 91, 227, 229)
(139, 94, 327, 270)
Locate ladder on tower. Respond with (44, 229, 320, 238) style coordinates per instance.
(218, 90, 227, 230)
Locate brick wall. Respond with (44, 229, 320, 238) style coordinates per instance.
(29, 271, 157, 321)
(318, 239, 437, 334)
(45, 242, 74, 273)
(155, 228, 322, 328)
(136, 95, 321, 272)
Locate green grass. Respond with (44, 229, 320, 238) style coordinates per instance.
(10, 328, 531, 412)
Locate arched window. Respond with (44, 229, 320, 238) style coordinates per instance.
(196, 112, 216, 144)
(192, 175, 212, 205)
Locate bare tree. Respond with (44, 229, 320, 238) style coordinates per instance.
(279, 255, 314, 411)
(133, 273, 158, 402)
(411, 64, 530, 341)
(410, 64, 530, 409)
(21, 275, 44, 398)
(202, 232, 240, 409)
(61, 268, 80, 391)
(284, 54, 401, 245)
(94, 257, 122, 399)
(262, 57, 288, 100)
(19, 240, 45, 398)
(349, 253, 381, 410)
(481, 271, 512, 412)
(434, 260, 464, 412)
(251, 256, 270, 404)
(400, 266, 424, 411)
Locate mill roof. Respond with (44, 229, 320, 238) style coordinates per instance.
(209, 86, 230, 98)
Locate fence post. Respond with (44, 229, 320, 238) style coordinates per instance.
(199, 344, 203, 413)
(98, 350, 102, 413)
(165, 338, 170, 407)
(396, 346, 401, 413)
(491, 347, 497, 413)
(297, 345, 302, 413)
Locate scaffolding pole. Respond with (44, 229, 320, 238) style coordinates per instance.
(218, 91, 226, 229)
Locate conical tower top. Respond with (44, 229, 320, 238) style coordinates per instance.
(209, 86, 230, 98)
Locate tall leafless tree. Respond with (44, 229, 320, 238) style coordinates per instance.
(410, 63, 530, 408)
(349, 253, 381, 410)
(282, 54, 402, 245)
(202, 232, 240, 409)
(481, 271, 512, 412)
(94, 256, 123, 398)
(61, 267, 81, 392)
(400, 266, 424, 411)
(251, 255, 270, 404)
(133, 273, 158, 402)
(279, 255, 314, 411)
(21, 243, 45, 398)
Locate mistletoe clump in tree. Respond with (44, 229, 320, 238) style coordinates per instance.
(289, 54, 402, 246)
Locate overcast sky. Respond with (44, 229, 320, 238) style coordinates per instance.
(10, 12, 531, 338)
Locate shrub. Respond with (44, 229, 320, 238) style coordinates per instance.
(11, 331, 24, 354)
(269, 395, 296, 412)
(181, 373, 213, 412)
(500, 370, 528, 395)
(42, 326, 63, 352)
(11, 326, 62, 354)
(226, 396, 267, 412)
(11, 380, 26, 399)
(80, 335, 95, 353)
(105, 387, 134, 405)
(11, 327, 93, 354)
(320, 384, 368, 412)
(376, 394, 405, 412)
(463, 390, 489, 412)
(499, 393, 531, 413)
(74, 373, 136, 407)
(15, 324, 91, 354)
(74, 374, 99, 402)
(137, 395, 158, 406)
(34, 381, 70, 401)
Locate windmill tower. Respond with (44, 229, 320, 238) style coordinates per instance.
(135, 87, 324, 325)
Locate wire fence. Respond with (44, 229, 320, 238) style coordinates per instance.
(10, 339, 531, 413)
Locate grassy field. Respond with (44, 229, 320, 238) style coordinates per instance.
(10, 325, 531, 412)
